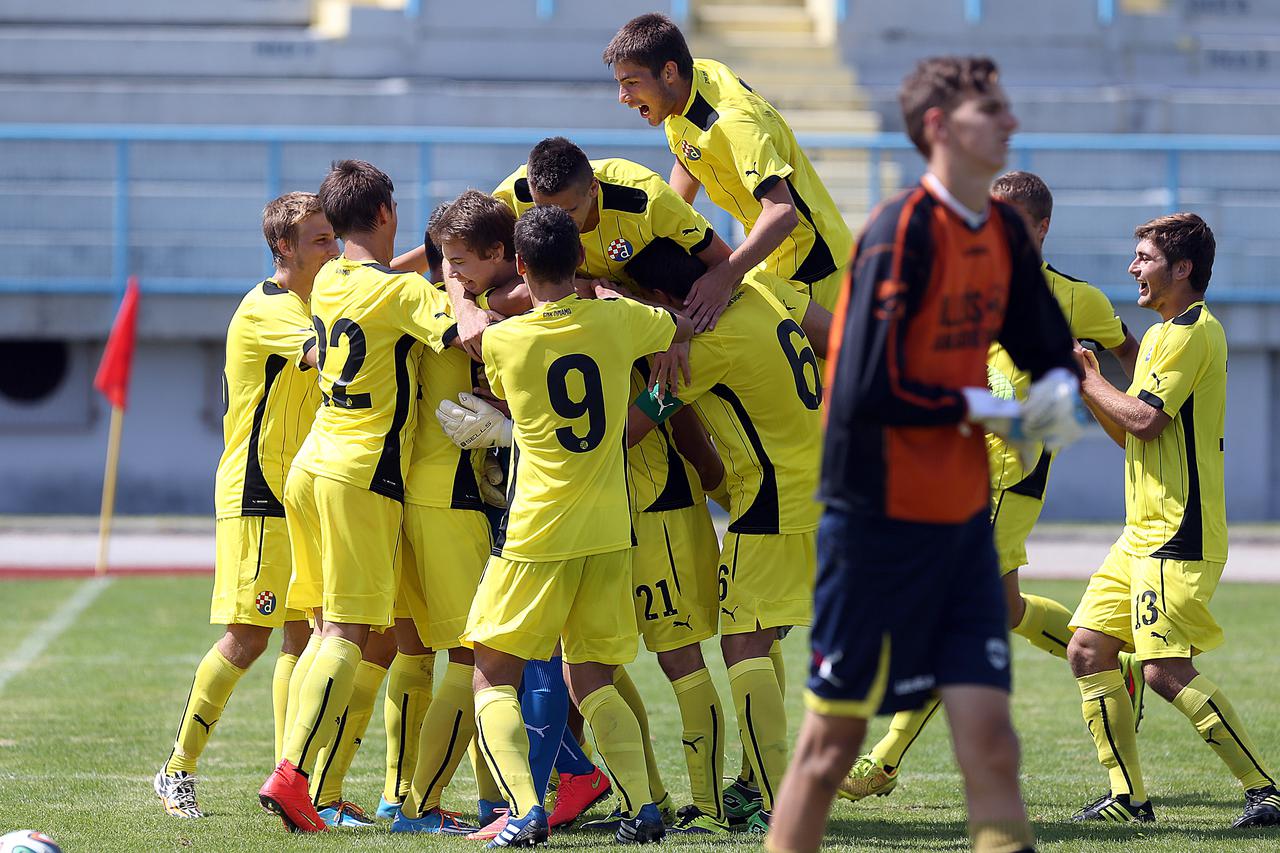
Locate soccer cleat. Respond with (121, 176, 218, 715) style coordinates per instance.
(1070, 792, 1155, 823)
(376, 795, 402, 820)
(578, 805, 625, 832)
(616, 802, 666, 844)
(722, 777, 763, 827)
(654, 791, 676, 826)
(1233, 786, 1280, 829)
(668, 805, 730, 835)
(258, 760, 327, 833)
(391, 806, 480, 835)
(479, 797, 510, 827)
(486, 804, 550, 848)
(548, 767, 612, 828)
(838, 755, 899, 802)
(154, 769, 204, 819)
(318, 800, 376, 828)
(1119, 652, 1146, 732)
(745, 808, 771, 834)
(467, 809, 511, 841)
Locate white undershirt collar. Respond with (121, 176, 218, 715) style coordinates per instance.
(923, 173, 988, 229)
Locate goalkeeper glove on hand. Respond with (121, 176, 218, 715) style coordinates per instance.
(479, 451, 508, 508)
(436, 392, 512, 450)
(1022, 367, 1086, 451)
(962, 387, 1039, 468)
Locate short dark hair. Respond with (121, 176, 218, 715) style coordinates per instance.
(1135, 213, 1216, 292)
(423, 202, 445, 272)
(603, 13, 694, 80)
(317, 159, 394, 237)
(428, 190, 515, 261)
(514, 205, 581, 282)
(262, 191, 323, 266)
(992, 171, 1053, 224)
(625, 237, 706, 300)
(899, 56, 1001, 158)
(527, 137, 594, 197)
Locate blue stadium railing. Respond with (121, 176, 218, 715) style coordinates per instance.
(2, 124, 1278, 301)
(835, 0, 1119, 25)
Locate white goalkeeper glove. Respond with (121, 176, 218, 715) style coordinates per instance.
(961, 387, 1023, 438)
(436, 392, 512, 450)
(1022, 367, 1086, 451)
(479, 450, 508, 508)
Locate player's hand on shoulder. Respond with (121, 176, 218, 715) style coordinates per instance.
(685, 261, 740, 332)
(435, 392, 512, 449)
(652, 341, 692, 400)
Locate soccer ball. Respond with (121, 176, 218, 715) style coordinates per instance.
(0, 831, 63, 853)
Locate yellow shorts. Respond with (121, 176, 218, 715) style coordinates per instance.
(631, 504, 721, 653)
(284, 467, 404, 627)
(210, 515, 293, 628)
(990, 489, 1045, 576)
(399, 504, 491, 650)
(1071, 543, 1225, 661)
(718, 530, 816, 635)
(464, 548, 637, 666)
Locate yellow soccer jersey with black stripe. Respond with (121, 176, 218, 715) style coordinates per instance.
(404, 280, 486, 510)
(494, 158, 715, 288)
(483, 294, 678, 560)
(291, 257, 454, 503)
(214, 280, 322, 519)
(987, 262, 1127, 495)
(639, 282, 822, 534)
(664, 58, 853, 292)
(626, 358, 703, 514)
(1118, 301, 1227, 562)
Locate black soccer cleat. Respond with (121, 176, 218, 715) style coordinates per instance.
(1233, 785, 1280, 829)
(1070, 792, 1155, 823)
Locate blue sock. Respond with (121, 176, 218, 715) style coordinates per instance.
(519, 657, 569, 799)
(553, 725, 594, 776)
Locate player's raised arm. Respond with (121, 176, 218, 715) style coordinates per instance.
(669, 159, 700, 203)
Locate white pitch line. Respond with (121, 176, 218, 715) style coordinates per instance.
(0, 576, 112, 694)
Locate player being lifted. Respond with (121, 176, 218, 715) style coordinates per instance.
(258, 160, 457, 833)
(769, 57, 1085, 853)
(604, 13, 853, 322)
(440, 205, 693, 847)
(840, 171, 1143, 802)
(154, 192, 335, 819)
(1067, 213, 1280, 829)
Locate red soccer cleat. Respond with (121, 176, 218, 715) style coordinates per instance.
(466, 809, 510, 841)
(548, 767, 612, 828)
(258, 760, 327, 833)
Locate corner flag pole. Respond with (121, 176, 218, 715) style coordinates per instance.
(93, 276, 141, 576)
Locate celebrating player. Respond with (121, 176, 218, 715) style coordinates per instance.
(604, 13, 853, 321)
(841, 171, 1143, 802)
(153, 192, 335, 820)
(1067, 213, 1280, 829)
(768, 57, 1083, 853)
(257, 160, 457, 833)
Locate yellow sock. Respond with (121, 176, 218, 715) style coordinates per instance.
(729, 657, 788, 811)
(970, 819, 1036, 853)
(403, 662, 476, 816)
(164, 646, 246, 774)
(272, 653, 299, 766)
(476, 685, 539, 818)
(672, 668, 727, 822)
(1012, 593, 1072, 659)
(283, 634, 321, 752)
(469, 738, 504, 805)
(1172, 675, 1277, 791)
(870, 695, 942, 771)
(384, 652, 435, 803)
(1078, 669, 1145, 802)
(740, 640, 786, 787)
(580, 684, 650, 817)
(312, 660, 386, 806)
(282, 635, 362, 776)
(614, 666, 667, 804)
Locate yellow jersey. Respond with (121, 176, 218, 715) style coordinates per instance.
(664, 58, 853, 290)
(1119, 302, 1228, 562)
(291, 257, 455, 503)
(404, 280, 486, 510)
(987, 262, 1127, 496)
(493, 158, 715, 288)
(637, 282, 822, 534)
(214, 280, 322, 519)
(483, 294, 678, 560)
(627, 358, 703, 514)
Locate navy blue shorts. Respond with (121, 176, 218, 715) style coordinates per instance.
(805, 507, 1011, 717)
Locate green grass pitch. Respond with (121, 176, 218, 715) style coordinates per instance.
(1, 576, 1277, 851)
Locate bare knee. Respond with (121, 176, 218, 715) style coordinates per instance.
(1143, 657, 1197, 703)
(1002, 572, 1025, 630)
(219, 624, 272, 668)
(954, 719, 1021, 780)
(657, 644, 705, 682)
(280, 620, 311, 656)
(791, 715, 866, 788)
(1067, 629, 1119, 677)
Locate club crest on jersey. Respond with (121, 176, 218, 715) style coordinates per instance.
(256, 590, 277, 616)
(606, 238, 634, 262)
(680, 140, 702, 161)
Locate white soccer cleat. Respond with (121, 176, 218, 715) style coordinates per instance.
(154, 769, 204, 818)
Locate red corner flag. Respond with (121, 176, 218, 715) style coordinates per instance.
(94, 276, 141, 410)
